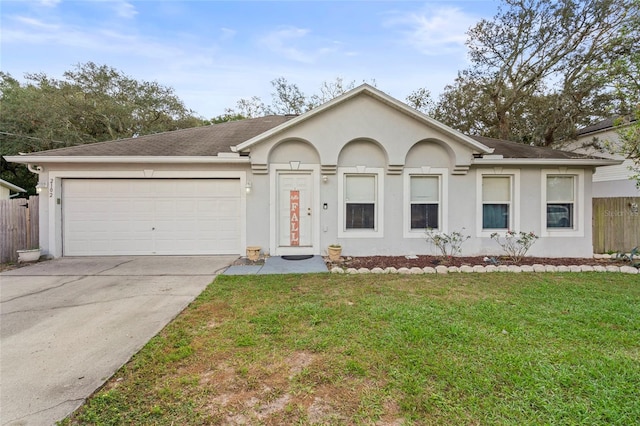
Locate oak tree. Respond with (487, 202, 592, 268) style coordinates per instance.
(432, 0, 640, 147)
(1, 62, 205, 192)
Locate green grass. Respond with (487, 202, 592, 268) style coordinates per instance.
(62, 273, 640, 425)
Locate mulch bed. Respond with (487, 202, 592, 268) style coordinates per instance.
(328, 255, 628, 269)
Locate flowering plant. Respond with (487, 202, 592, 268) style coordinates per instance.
(425, 228, 471, 259)
(490, 231, 539, 263)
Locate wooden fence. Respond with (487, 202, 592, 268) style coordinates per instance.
(0, 196, 39, 263)
(593, 197, 640, 253)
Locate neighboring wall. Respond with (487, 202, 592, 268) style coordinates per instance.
(572, 127, 639, 198)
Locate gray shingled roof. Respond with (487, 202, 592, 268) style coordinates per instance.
(470, 136, 601, 159)
(576, 118, 617, 136)
(576, 116, 638, 136)
(23, 114, 596, 160)
(27, 115, 296, 157)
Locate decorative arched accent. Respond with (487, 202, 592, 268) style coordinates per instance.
(253, 138, 321, 174)
(405, 138, 472, 175)
(268, 138, 321, 165)
(337, 138, 388, 168)
(405, 139, 456, 169)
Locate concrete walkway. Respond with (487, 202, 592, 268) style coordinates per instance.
(223, 255, 329, 275)
(0, 255, 235, 426)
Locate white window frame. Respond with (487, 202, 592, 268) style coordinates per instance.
(338, 167, 384, 238)
(476, 169, 520, 237)
(541, 169, 584, 237)
(403, 167, 448, 238)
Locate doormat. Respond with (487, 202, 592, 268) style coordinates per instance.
(281, 255, 314, 261)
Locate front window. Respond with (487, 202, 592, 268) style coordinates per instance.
(482, 176, 511, 229)
(546, 176, 575, 229)
(345, 175, 376, 229)
(410, 176, 439, 229)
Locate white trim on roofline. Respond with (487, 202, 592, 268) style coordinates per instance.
(472, 158, 621, 166)
(232, 84, 494, 155)
(4, 156, 251, 165)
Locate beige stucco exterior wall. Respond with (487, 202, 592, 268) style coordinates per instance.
(243, 93, 597, 258)
(248, 94, 476, 170)
(28, 91, 599, 259)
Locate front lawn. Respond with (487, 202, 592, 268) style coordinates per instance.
(63, 273, 640, 425)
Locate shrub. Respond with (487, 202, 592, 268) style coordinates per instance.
(425, 228, 471, 258)
(615, 247, 639, 267)
(490, 231, 539, 263)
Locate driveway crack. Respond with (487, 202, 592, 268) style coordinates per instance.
(1, 276, 86, 303)
(94, 259, 135, 275)
(1, 397, 85, 426)
(2, 292, 195, 315)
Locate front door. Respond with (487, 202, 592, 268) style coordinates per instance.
(278, 172, 313, 252)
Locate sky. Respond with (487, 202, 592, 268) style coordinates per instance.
(1, 0, 500, 119)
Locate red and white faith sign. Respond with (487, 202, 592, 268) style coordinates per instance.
(290, 190, 300, 246)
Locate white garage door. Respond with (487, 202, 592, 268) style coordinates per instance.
(63, 179, 241, 256)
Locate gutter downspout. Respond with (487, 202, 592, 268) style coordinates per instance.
(27, 164, 43, 174)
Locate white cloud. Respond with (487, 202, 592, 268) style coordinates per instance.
(109, 0, 138, 19)
(220, 27, 237, 40)
(38, 0, 61, 7)
(385, 6, 478, 55)
(11, 16, 60, 31)
(0, 1, 490, 118)
(3, 15, 194, 60)
(259, 26, 337, 64)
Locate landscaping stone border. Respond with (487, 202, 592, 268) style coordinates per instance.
(331, 264, 639, 274)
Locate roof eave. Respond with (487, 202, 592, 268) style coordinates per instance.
(472, 158, 623, 166)
(4, 156, 251, 165)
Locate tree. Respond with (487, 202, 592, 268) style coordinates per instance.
(616, 112, 640, 186)
(612, 1, 640, 185)
(612, 0, 640, 183)
(405, 87, 434, 115)
(432, 0, 640, 147)
(431, 72, 498, 136)
(269, 77, 308, 115)
(212, 96, 269, 123)
(0, 62, 205, 193)
(218, 77, 361, 121)
(308, 77, 357, 109)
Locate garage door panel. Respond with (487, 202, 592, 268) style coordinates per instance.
(63, 179, 241, 256)
(213, 199, 241, 214)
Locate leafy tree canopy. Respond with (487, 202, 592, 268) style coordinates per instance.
(613, 1, 640, 185)
(430, 0, 640, 147)
(1, 62, 206, 193)
(214, 77, 365, 122)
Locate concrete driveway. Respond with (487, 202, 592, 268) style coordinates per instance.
(0, 255, 235, 426)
